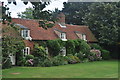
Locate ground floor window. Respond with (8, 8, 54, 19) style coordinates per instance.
(23, 47, 30, 56)
(60, 47, 66, 56)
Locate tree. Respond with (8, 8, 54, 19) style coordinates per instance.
(2, 0, 56, 29)
(17, 7, 34, 19)
(2, 24, 25, 67)
(84, 2, 119, 45)
(1, 2, 11, 24)
(62, 2, 91, 25)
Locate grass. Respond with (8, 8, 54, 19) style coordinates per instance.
(2, 60, 118, 78)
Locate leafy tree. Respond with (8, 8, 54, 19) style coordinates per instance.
(2, 25, 25, 67)
(84, 2, 119, 45)
(62, 2, 91, 25)
(2, 0, 57, 29)
(1, 2, 12, 24)
(17, 7, 34, 19)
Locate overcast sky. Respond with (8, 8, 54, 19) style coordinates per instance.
(1, 0, 68, 18)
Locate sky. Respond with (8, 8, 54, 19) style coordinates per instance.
(0, 0, 68, 18)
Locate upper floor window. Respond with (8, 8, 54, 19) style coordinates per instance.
(60, 33, 66, 39)
(82, 34, 87, 41)
(21, 29, 30, 38)
(75, 31, 87, 41)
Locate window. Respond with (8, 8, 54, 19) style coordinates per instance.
(21, 30, 30, 38)
(60, 33, 66, 39)
(75, 32, 87, 41)
(60, 47, 66, 56)
(23, 47, 30, 56)
(82, 34, 87, 41)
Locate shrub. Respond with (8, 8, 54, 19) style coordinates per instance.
(101, 49, 111, 60)
(26, 55, 34, 60)
(16, 52, 24, 66)
(17, 57, 26, 66)
(47, 40, 61, 56)
(74, 56, 81, 63)
(89, 44, 102, 50)
(25, 59, 34, 66)
(2, 57, 12, 69)
(33, 44, 48, 60)
(75, 51, 85, 61)
(78, 40, 91, 57)
(41, 59, 53, 67)
(83, 58, 89, 63)
(52, 55, 68, 66)
(66, 40, 75, 55)
(33, 57, 40, 66)
(67, 54, 80, 64)
(90, 49, 102, 61)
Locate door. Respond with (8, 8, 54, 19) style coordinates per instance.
(9, 54, 16, 65)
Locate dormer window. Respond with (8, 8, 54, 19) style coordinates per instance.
(54, 29, 67, 41)
(22, 30, 29, 37)
(82, 34, 87, 41)
(60, 33, 67, 41)
(75, 31, 87, 41)
(21, 29, 32, 40)
(60, 33, 66, 39)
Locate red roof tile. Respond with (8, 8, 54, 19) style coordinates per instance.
(12, 18, 97, 42)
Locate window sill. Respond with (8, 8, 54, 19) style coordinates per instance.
(24, 37, 32, 40)
(61, 39, 67, 41)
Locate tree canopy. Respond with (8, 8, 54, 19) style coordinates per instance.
(17, 7, 34, 19)
(62, 2, 120, 45)
(84, 2, 119, 45)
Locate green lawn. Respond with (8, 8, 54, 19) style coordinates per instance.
(2, 60, 118, 78)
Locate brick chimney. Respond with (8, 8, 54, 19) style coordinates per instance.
(57, 12, 65, 26)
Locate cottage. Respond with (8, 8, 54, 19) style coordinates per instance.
(10, 13, 97, 65)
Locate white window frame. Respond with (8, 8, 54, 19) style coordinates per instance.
(60, 33, 66, 39)
(21, 29, 30, 38)
(82, 34, 87, 41)
(23, 47, 30, 56)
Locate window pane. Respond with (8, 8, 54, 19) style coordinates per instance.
(25, 30, 28, 37)
(83, 34, 86, 40)
(61, 33, 66, 39)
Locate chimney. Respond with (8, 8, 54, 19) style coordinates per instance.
(57, 12, 65, 26)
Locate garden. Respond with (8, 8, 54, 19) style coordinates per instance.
(2, 39, 111, 68)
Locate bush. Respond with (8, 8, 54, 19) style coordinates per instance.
(52, 55, 68, 66)
(75, 51, 85, 61)
(17, 57, 26, 66)
(78, 40, 91, 57)
(2, 57, 12, 69)
(83, 58, 89, 63)
(33, 57, 40, 66)
(33, 44, 48, 60)
(41, 59, 53, 67)
(90, 49, 102, 61)
(67, 54, 80, 64)
(47, 40, 61, 56)
(26, 55, 34, 60)
(66, 40, 75, 55)
(101, 49, 111, 60)
(25, 59, 34, 66)
(89, 44, 102, 50)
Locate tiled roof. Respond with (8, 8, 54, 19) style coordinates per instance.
(12, 18, 98, 42)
